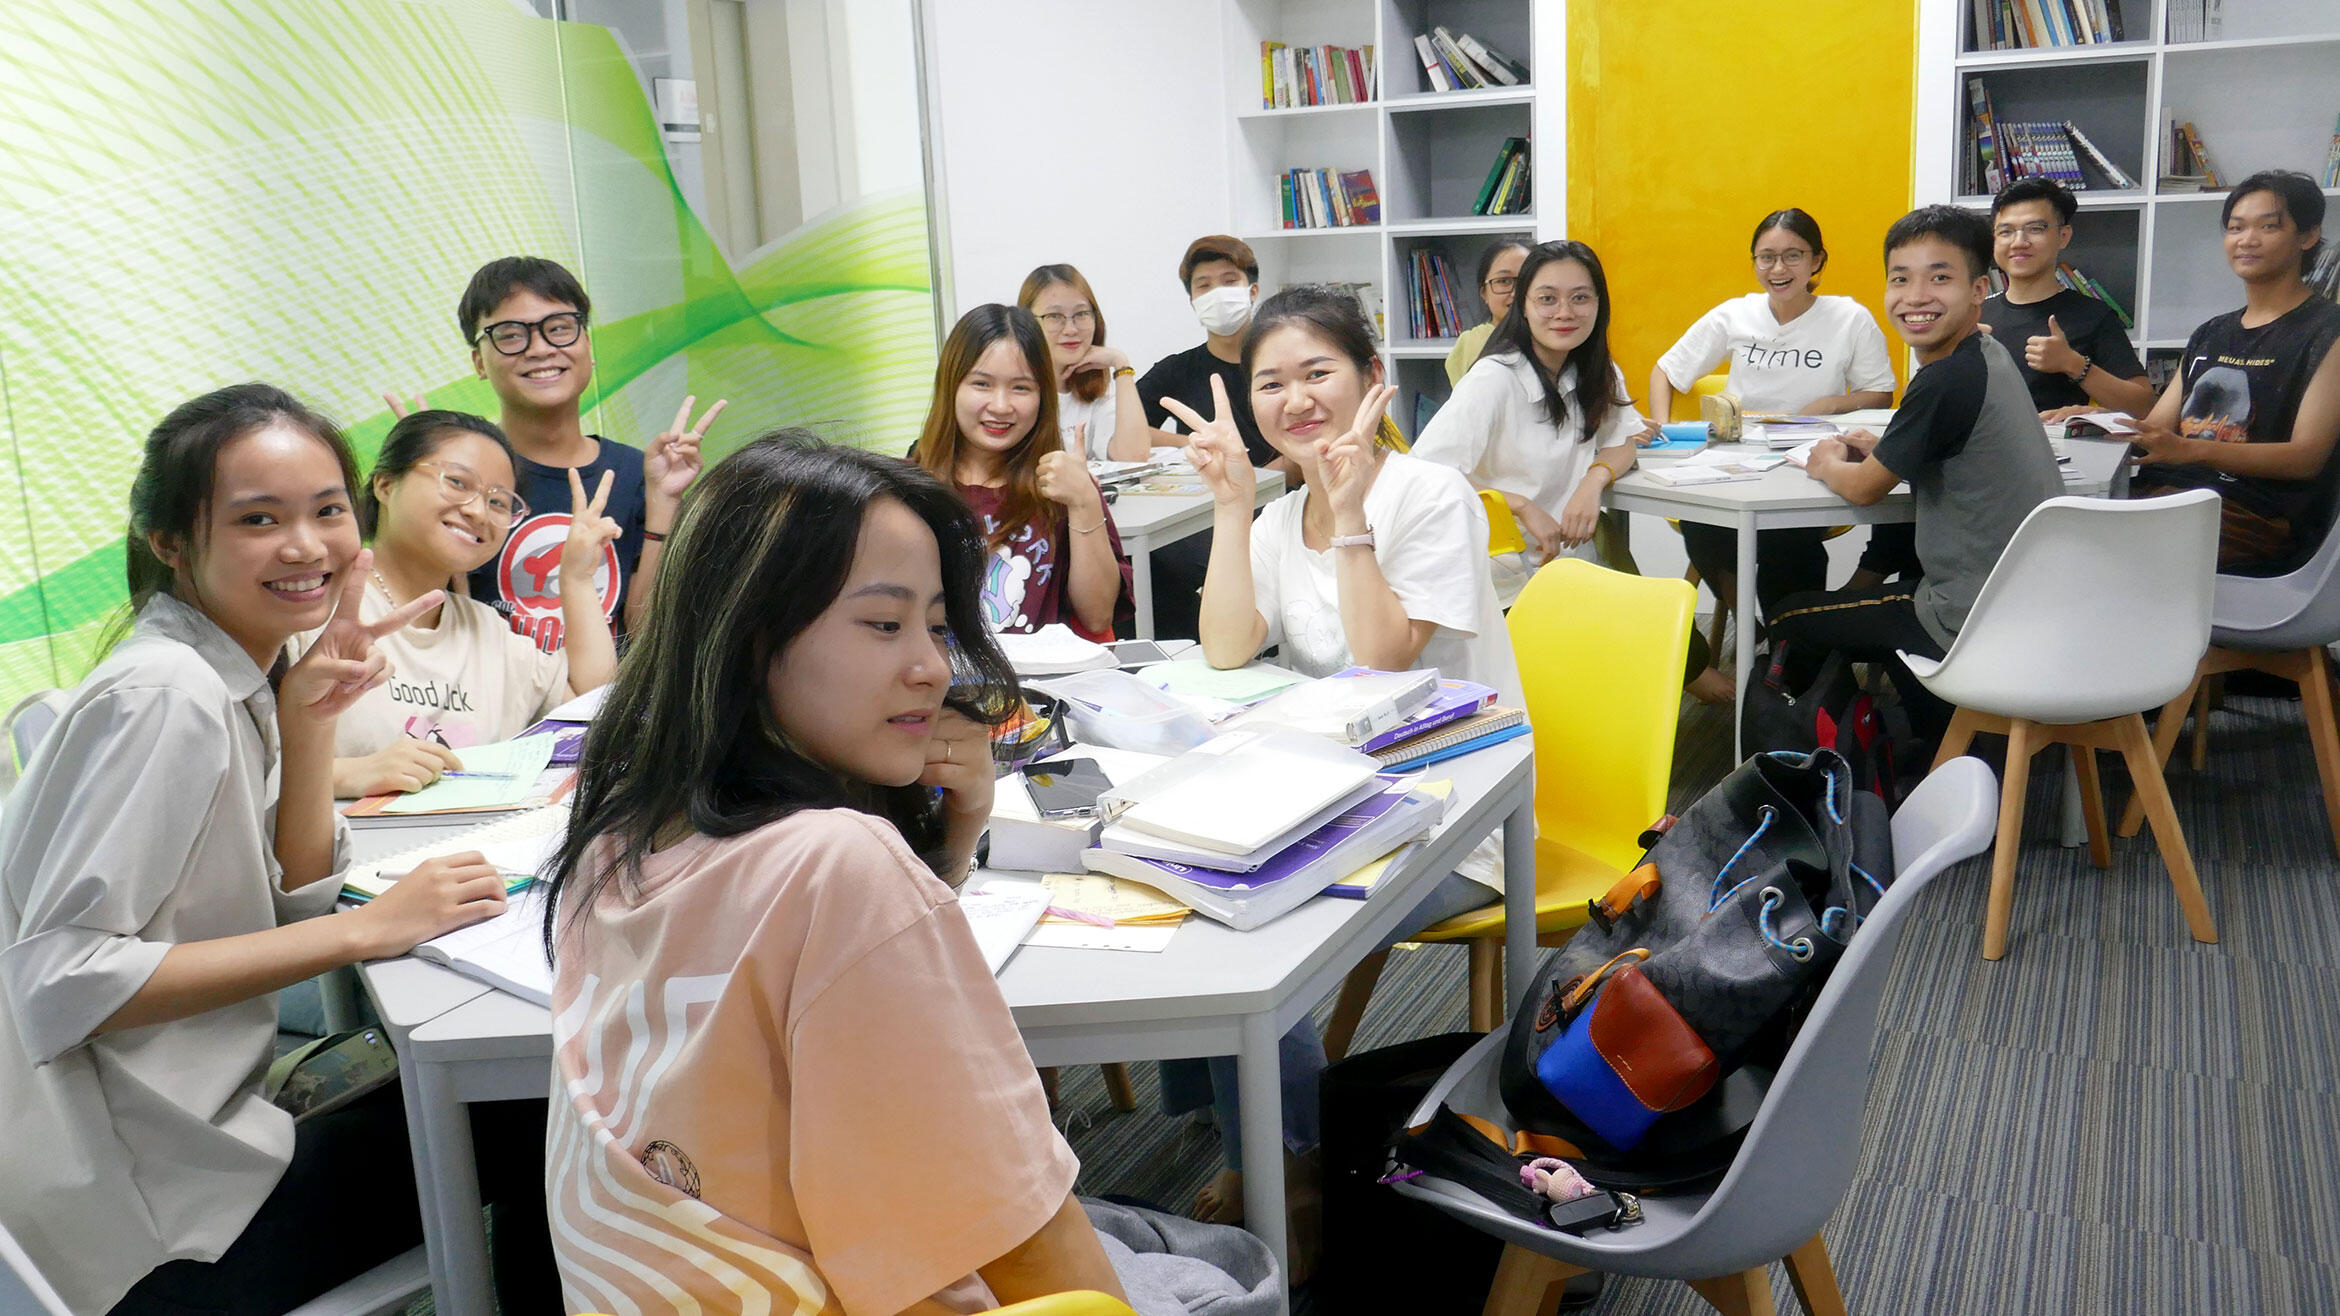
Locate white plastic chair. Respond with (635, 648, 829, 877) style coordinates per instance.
(2119, 505, 2340, 857)
(0, 1218, 423, 1316)
(1393, 758, 2000, 1316)
(1902, 490, 2221, 960)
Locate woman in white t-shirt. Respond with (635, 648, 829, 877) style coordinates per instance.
(292, 411, 618, 797)
(1652, 209, 1898, 623)
(1018, 263, 1158, 461)
(1413, 240, 1729, 700)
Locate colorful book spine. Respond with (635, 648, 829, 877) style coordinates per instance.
(2323, 113, 2340, 187)
(2065, 120, 2136, 189)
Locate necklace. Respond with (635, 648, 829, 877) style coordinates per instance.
(369, 567, 395, 603)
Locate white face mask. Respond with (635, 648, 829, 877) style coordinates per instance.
(1193, 284, 1255, 337)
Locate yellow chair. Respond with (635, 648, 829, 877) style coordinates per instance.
(1479, 488, 1527, 557)
(1668, 370, 1733, 421)
(992, 1293, 1139, 1315)
(1323, 560, 1694, 1053)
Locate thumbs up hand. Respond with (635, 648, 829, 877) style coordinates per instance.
(2025, 314, 2084, 378)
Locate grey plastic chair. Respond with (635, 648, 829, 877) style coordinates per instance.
(1393, 757, 1999, 1316)
(2121, 507, 2340, 857)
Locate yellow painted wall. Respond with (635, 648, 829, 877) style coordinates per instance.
(1568, 1, 1919, 410)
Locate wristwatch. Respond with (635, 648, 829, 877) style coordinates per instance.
(1328, 530, 1376, 550)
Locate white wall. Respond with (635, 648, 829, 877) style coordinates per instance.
(926, 0, 1233, 373)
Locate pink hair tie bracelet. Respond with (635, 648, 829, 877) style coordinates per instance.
(1521, 1156, 1598, 1204)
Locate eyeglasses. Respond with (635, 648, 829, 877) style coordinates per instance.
(1482, 274, 1518, 293)
(1753, 250, 1813, 268)
(1992, 222, 2056, 241)
(413, 460, 528, 523)
(1528, 290, 1599, 311)
(1034, 309, 1096, 332)
(474, 311, 586, 356)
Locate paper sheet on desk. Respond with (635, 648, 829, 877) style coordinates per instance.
(960, 880, 1049, 972)
(1136, 660, 1308, 703)
(1023, 922, 1181, 952)
(379, 735, 560, 813)
(1040, 873, 1191, 924)
(542, 686, 607, 722)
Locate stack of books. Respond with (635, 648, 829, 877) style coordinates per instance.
(1321, 281, 1386, 340)
(1969, 0, 2127, 50)
(2166, 0, 2224, 42)
(1473, 138, 1531, 215)
(1963, 81, 2133, 194)
(1405, 248, 1466, 340)
(1260, 42, 1376, 109)
(1281, 167, 1380, 229)
(2161, 114, 2221, 190)
(1411, 26, 1526, 91)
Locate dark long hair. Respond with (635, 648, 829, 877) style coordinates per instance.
(357, 409, 517, 538)
(1474, 237, 1534, 319)
(911, 303, 1060, 546)
(1017, 263, 1110, 402)
(109, 383, 357, 649)
(1483, 240, 1629, 442)
(1241, 284, 1405, 449)
(541, 432, 1020, 959)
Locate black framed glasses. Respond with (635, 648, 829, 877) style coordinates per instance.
(1482, 274, 1518, 293)
(475, 311, 586, 356)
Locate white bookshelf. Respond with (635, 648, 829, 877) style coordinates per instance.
(1223, 0, 1563, 439)
(1916, 0, 2340, 355)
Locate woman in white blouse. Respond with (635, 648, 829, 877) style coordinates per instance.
(1018, 263, 1160, 461)
(1412, 240, 1730, 701)
(1652, 208, 1898, 625)
(0, 385, 532, 1314)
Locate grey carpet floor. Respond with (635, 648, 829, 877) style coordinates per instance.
(1045, 689, 2340, 1315)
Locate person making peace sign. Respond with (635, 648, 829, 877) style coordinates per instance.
(0, 385, 525, 1314)
(290, 410, 620, 797)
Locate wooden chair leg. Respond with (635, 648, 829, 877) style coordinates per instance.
(2071, 743, 2112, 869)
(2188, 676, 2214, 771)
(1482, 1244, 1585, 1316)
(1783, 1234, 1849, 1316)
(1100, 1063, 1137, 1112)
(2298, 647, 2340, 860)
(1931, 704, 1984, 770)
(2115, 712, 2218, 945)
(1323, 949, 1390, 1063)
(1689, 1267, 1778, 1316)
(2119, 679, 2199, 839)
(1982, 718, 2036, 961)
(1467, 938, 1503, 1032)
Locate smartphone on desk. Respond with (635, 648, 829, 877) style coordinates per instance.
(1024, 756, 1113, 820)
(1108, 639, 1175, 667)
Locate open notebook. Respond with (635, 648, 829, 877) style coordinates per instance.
(414, 886, 552, 1006)
(341, 805, 569, 902)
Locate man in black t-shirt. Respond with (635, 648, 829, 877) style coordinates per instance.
(1770, 206, 2064, 740)
(1138, 236, 1297, 638)
(2130, 170, 2340, 575)
(1981, 178, 2155, 417)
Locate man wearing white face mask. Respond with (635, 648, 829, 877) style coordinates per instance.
(1140, 237, 1300, 486)
(1139, 237, 1302, 638)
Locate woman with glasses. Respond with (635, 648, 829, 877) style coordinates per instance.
(290, 410, 618, 798)
(1655, 209, 1898, 632)
(1018, 263, 1158, 461)
(1443, 237, 1533, 385)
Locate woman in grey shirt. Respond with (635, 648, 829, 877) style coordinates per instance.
(0, 385, 511, 1314)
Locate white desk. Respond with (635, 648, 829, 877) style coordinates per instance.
(1608, 436, 2123, 757)
(1111, 471, 1285, 638)
(356, 737, 1535, 1315)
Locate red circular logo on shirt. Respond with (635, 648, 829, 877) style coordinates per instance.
(495, 513, 620, 632)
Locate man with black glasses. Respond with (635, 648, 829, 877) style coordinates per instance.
(450, 256, 725, 649)
(1981, 177, 2155, 417)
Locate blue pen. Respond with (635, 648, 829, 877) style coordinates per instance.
(439, 770, 518, 781)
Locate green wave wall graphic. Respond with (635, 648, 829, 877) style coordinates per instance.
(0, 0, 939, 706)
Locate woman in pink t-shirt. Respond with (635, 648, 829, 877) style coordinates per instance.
(534, 433, 1129, 1314)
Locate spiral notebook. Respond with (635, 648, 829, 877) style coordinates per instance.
(340, 805, 569, 903)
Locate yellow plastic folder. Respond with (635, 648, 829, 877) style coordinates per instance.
(379, 734, 561, 814)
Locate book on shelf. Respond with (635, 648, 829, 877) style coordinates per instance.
(1472, 137, 1531, 216)
(2164, 113, 2221, 189)
(1322, 281, 1385, 340)
(2324, 114, 2340, 188)
(1430, 27, 1485, 89)
(1280, 167, 1379, 229)
(2054, 261, 2132, 329)
(1260, 41, 1376, 109)
(2167, 0, 2223, 44)
(1457, 33, 1527, 85)
(2309, 240, 2340, 302)
(1971, 0, 2125, 50)
(1411, 27, 1525, 92)
(2065, 120, 2136, 190)
(1405, 247, 1466, 340)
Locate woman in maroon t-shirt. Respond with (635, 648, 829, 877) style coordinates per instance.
(912, 304, 1134, 639)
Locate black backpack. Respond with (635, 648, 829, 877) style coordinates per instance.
(1741, 644, 1923, 806)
